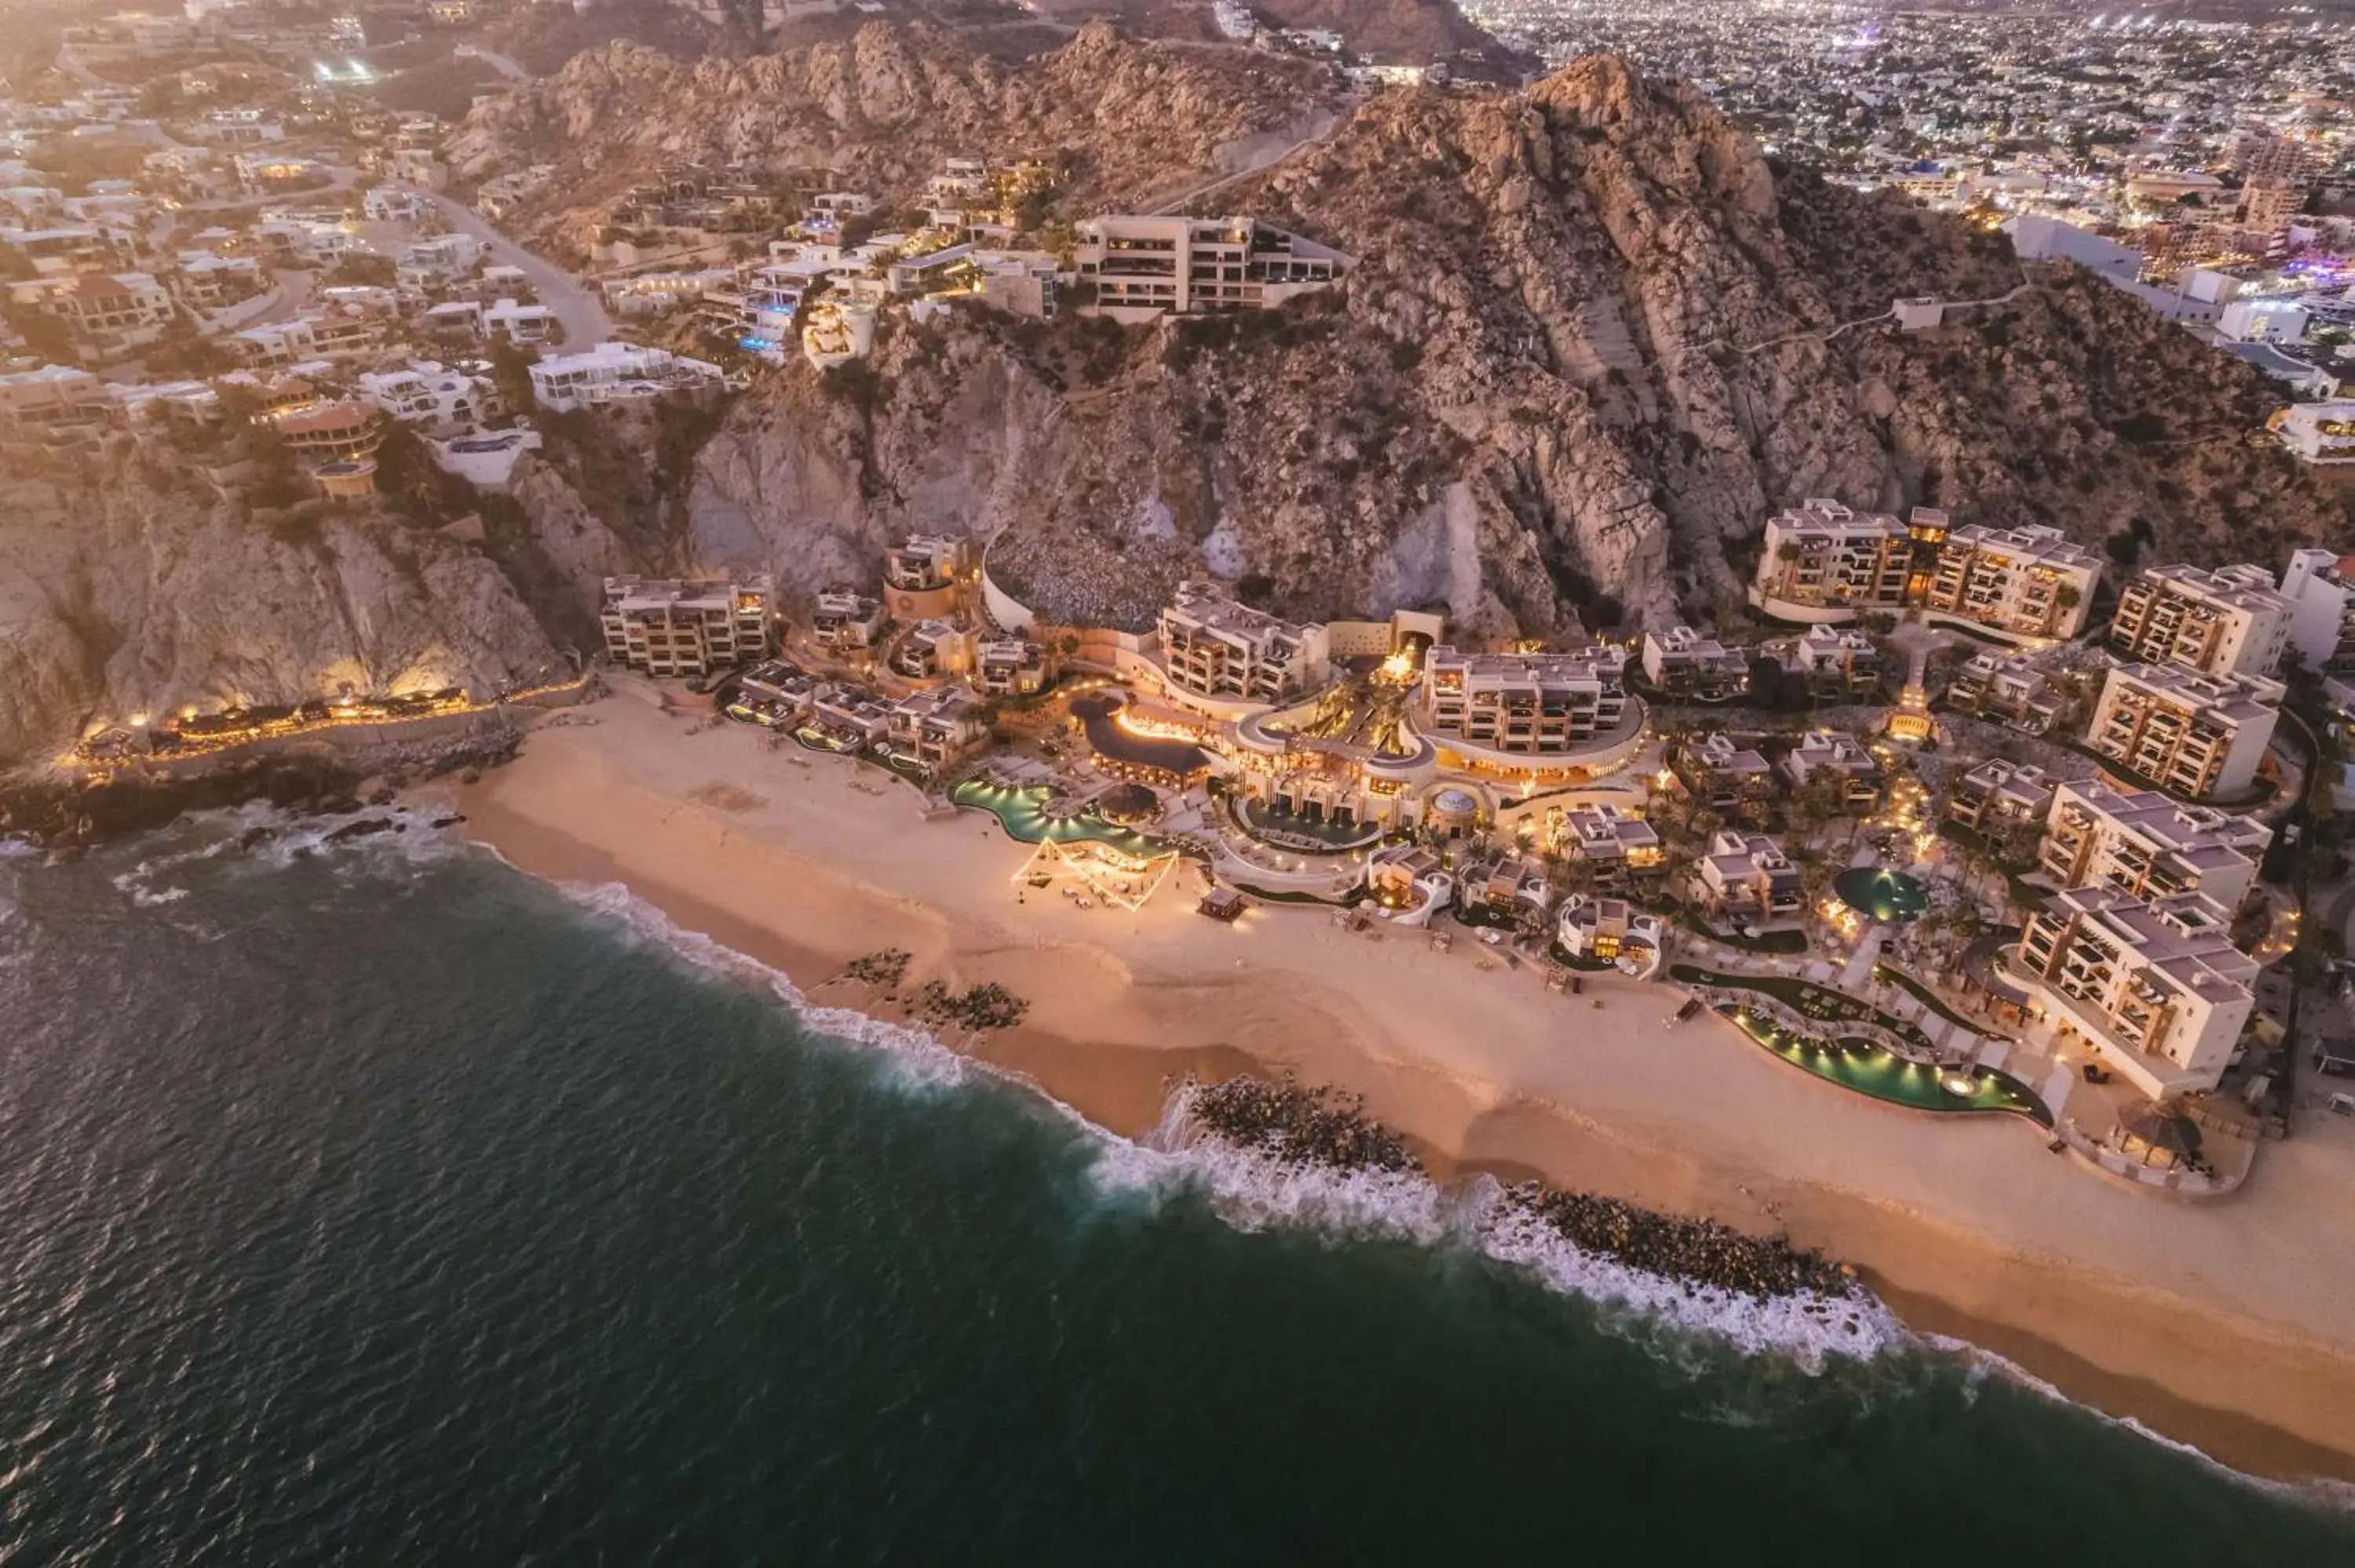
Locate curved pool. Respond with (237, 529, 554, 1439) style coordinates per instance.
(1721, 1007, 2050, 1124)
(1833, 866, 1930, 924)
(950, 779, 1164, 856)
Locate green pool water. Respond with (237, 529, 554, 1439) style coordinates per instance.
(1722, 1007, 2050, 1124)
(950, 779, 1164, 856)
(1833, 866, 1930, 924)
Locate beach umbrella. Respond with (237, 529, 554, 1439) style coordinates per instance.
(2117, 1101, 2202, 1166)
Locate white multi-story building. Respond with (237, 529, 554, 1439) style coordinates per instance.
(396, 232, 483, 290)
(2015, 886, 2257, 1099)
(2109, 563, 2294, 677)
(356, 361, 498, 429)
(811, 589, 888, 652)
(2273, 399, 2355, 465)
(885, 686, 990, 769)
(1558, 804, 1664, 882)
(1420, 646, 1630, 758)
(1748, 500, 1914, 618)
(1639, 624, 1749, 699)
(1696, 830, 1805, 924)
(2037, 779, 2270, 913)
(528, 342, 725, 412)
(975, 638, 1048, 697)
(1784, 623, 1883, 694)
(1555, 895, 1667, 977)
(1072, 216, 1350, 318)
(1944, 651, 2064, 731)
(1920, 523, 2101, 640)
(2276, 549, 2355, 673)
(2088, 663, 2284, 800)
(1156, 583, 1329, 708)
(1675, 731, 1778, 816)
(598, 575, 773, 679)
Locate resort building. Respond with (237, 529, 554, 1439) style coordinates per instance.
(599, 575, 774, 679)
(1419, 645, 1630, 760)
(1364, 844, 1451, 926)
(1779, 729, 1883, 811)
(885, 686, 990, 770)
(1920, 523, 2100, 640)
(888, 618, 971, 681)
(1696, 831, 1805, 924)
(1555, 895, 1667, 978)
(2278, 549, 2355, 673)
(2088, 664, 2284, 800)
(1747, 500, 1911, 619)
(1784, 625, 1885, 698)
(1639, 625, 1750, 700)
(811, 589, 887, 653)
(809, 683, 893, 748)
(2037, 779, 2269, 913)
(1945, 758, 2056, 837)
(2108, 563, 2294, 677)
(882, 534, 971, 621)
(1944, 651, 2063, 732)
(2014, 886, 2258, 1099)
(1156, 583, 1329, 710)
(974, 638, 1049, 698)
(1557, 804, 1665, 885)
(1454, 852, 1557, 926)
(1674, 732, 1778, 819)
(1072, 215, 1349, 319)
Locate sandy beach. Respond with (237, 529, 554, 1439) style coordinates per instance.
(445, 689, 2355, 1486)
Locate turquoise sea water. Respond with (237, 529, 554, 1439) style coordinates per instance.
(0, 815, 2350, 1563)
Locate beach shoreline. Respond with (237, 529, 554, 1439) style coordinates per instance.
(440, 693, 2355, 1491)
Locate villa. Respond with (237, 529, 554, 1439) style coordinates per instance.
(808, 683, 891, 747)
(2037, 779, 2269, 912)
(528, 341, 727, 412)
(882, 534, 971, 620)
(1558, 803, 1665, 884)
(1674, 732, 1779, 819)
(1420, 645, 1630, 764)
(2087, 663, 2284, 800)
(1696, 830, 1805, 924)
(1156, 582, 1329, 712)
(1454, 851, 1556, 926)
(1784, 625, 1886, 699)
(599, 575, 773, 679)
(1639, 625, 1750, 700)
(1556, 895, 1667, 978)
(975, 638, 1049, 697)
(2014, 885, 2258, 1099)
(1945, 757, 2056, 837)
(1072, 215, 1350, 319)
(1944, 651, 2062, 732)
(812, 589, 888, 654)
(1779, 729, 1883, 811)
(889, 619, 970, 681)
(885, 686, 990, 770)
(1364, 843, 1451, 926)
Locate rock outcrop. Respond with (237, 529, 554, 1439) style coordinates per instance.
(0, 465, 558, 766)
(635, 53, 2345, 634)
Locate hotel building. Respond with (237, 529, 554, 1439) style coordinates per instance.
(2015, 886, 2258, 1099)
(1749, 500, 1912, 618)
(1156, 583, 1329, 709)
(2273, 549, 2355, 674)
(1639, 624, 1750, 699)
(2037, 779, 2269, 913)
(882, 534, 971, 621)
(1944, 758, 2056, 836)
(1779, 729, 1883, 811)
(1944, 651, 2063, 732)
(1072, 216, 1349, 318)
(2109, 563, 2293, 677)
(2088, 664, 2283, 800)
(1420, 646, 1630, 760)
(1696, 830, 1805, 924)
(599, 575, 774, 678)
(1921, 523, 2100, 641)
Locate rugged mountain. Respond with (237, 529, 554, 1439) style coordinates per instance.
(445, 21, 1344, 256)
(592, 52, 2343, 634)
(0, 462, 557, 766)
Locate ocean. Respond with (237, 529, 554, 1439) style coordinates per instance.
(1, 810, 2350, 1564)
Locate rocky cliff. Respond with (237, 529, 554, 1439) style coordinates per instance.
(445, 21, 1344, 254)
(592, 53, 2342, 635)
(0, 463, 558, 766)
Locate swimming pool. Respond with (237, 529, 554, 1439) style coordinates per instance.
(949, 779, 1165, 857)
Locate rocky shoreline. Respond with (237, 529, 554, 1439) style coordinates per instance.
(0, 730, 522, 850)
(1184, 1075, 1859, 1305)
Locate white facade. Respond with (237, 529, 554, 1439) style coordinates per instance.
(2277, 549, 2355, 673)
(1421, 646, 1630, 758)
(1072, 215, 1350, 317)
(1922, 523, 2101, 640)
(2039, 778, 2269, 913)
(529, 342, 725, 412)
(1156, 583, 1329, 708)
(2109, 563, 2294, 677)
(2089, 664, 2284, 800)
(599, 576, 772, 678)
(1749, 499, 1912, 618)
(2273, 399, 2355, 465)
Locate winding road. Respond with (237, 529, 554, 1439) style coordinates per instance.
(409, 188, 613, 347)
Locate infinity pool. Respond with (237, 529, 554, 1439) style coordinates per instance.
(949, 779, 1164, 857)
(1722, 1007, 2050, 1124)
